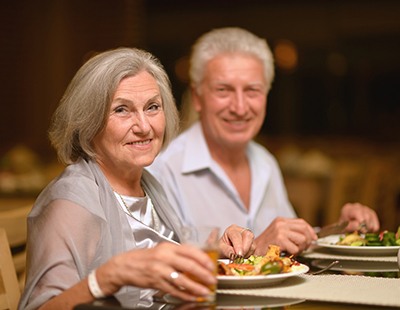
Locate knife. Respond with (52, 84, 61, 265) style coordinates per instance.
(316, 221, 349, 238)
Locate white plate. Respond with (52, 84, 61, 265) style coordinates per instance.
(316, 234, 400, 256)
(162, 294, 305, 308)
(311, 259, 399, 273)
(216, 295, 305, 308)
(217, 260, 309, 288)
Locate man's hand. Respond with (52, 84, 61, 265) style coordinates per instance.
(254, 217, 317, 255)
(339, 203, 380, 233)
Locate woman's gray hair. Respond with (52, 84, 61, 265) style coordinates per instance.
(189, 27, 275, 93)
(49, 47, 179, 165)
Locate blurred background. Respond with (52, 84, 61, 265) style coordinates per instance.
(1, 0, 399, 229)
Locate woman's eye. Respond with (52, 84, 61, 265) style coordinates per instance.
(114, 106, 128, 114)
(147, 103, 162, 113)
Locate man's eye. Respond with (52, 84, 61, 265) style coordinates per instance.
(214, 87, 230, 97)
(246, 88, 263, 97)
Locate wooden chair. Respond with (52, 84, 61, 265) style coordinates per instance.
(0, 227, 20, 310)
(359, 156, 400, 231)
(0, 204, 32, 291)
(325, 159, 365, 225)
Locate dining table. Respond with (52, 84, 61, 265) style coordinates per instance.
(73, 240, 400, 310)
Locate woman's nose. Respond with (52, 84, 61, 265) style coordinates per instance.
(131, 113, 151, 134)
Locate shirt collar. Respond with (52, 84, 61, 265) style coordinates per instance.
(181, 122, 213, 174)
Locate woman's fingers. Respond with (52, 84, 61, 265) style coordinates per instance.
(219, 224, 255, 258)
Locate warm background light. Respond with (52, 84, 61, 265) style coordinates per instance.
(274, 39, 298, 72)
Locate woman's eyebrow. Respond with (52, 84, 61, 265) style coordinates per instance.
(112, 94, 162, 106)
(112, 97, 132, 105)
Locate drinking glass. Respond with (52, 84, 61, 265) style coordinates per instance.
(181, 226, 220, 303)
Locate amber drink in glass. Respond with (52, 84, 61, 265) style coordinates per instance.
(182, 226, 220, 303)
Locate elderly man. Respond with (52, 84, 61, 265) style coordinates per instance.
(148, 27, 379, 255)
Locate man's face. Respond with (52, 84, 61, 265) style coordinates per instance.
(193, 53, 268, 150)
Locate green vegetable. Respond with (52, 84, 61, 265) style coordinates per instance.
(261, 261, 283, 275)
(365, 233, 379, 241)
(350, 240, 366, 246)
(382, 232, 396, 246)
(338, 226, 400, 247)
(244, 255, 263, 265)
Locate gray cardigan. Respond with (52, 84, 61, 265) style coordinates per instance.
(19, 159, 184, 310)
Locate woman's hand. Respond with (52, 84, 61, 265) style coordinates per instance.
(219, 224, 255, 259)
(339, 203, 380, 233)
(95, 242, 217, 302)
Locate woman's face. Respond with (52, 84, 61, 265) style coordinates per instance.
(93, 71, 166, 176)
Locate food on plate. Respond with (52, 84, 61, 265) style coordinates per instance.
(218, 245, 300, 276)
(336, 232, 366, 246)
(336, 226, 400, 247)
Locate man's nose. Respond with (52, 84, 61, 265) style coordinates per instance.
(230, 91, 249, 115)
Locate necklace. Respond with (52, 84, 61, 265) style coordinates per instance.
(114, 191, 161, 232)
(115, 191, 138, 218)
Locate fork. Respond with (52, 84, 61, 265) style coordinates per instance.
(229, 252, 245, 264)
(309, 260, 340, 275)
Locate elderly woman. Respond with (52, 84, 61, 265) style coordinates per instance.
(19, 48, 255, 310)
